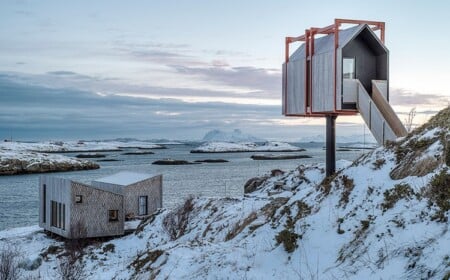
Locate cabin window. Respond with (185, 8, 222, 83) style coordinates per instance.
(62, 204, 65, 230)
(343, 57, 355, 79)
(50, 200, 66, 230)
(75, 195, 83, 203)
(139, 196, 148, 216)
(42, 184, 46, 223)
(58, 203, 62, 228)
(109, 210, 119, 222)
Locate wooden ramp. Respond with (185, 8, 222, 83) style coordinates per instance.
(356, 80, 407, 145)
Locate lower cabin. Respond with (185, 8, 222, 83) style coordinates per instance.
(39, 171, 162, 239)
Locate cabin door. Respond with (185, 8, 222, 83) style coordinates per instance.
(139, 196, 148, 215)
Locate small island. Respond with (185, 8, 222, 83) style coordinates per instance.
(122, 151, 155, 155)
(0, 150, 99, 175)
(75, 153, 106, 158)
(194, 159, 229, 163)
(152, 159, 198, 165)
(250, 154, 312, 160)
(191, 141, 305, 153)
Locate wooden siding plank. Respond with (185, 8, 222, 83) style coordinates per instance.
(312, 52, 334, 112)
(286, 59, 306, 114)
(282, 63, 286, 114)
(336, 49, 342, 110)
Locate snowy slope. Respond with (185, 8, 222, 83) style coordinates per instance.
(191, 141, 303, 153)
(1, 107, 449, 279)
(202, 129, 264, 142)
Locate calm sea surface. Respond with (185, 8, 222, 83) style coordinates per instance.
(0, 143, 369, 231)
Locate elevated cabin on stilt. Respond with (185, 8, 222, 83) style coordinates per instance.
(282, 19, 407, 175)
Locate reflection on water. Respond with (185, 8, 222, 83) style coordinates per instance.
(0, 143, 368, 231)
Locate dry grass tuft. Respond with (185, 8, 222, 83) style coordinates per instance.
(163, 197, 195, 240)
(225, 212, 257, 241)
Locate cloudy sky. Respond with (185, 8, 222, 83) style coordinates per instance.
(1, 0, 449, 141)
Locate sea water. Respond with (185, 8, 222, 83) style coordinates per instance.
(0, 143, 368, 231)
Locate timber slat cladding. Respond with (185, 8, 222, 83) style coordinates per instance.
(71, 182, 124, 238)
(124, 175, 162, 217)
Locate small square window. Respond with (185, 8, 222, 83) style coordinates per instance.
(75, 195, 82, 203)
(109, 210, 119, 222)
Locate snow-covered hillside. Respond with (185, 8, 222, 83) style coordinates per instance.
(202, 129, 264, 142)
(1, 107, 449, 279)
(191, 141, 304, 153)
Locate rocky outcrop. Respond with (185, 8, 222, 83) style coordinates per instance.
(244, 176, 269, 193)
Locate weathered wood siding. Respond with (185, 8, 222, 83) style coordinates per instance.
(282, 63, 286, 114)
(312, 52, 334, 112)
(285, 59, 306, 114)
(336, 49, 342, 110)
(124, 175, 162, 217)
(39, 176, 71, 238)
(70, 182, 124, 238)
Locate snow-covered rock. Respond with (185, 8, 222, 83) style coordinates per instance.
(202, 129, 264, 143)
(191, 141, 304, 153)
(1, 106, 449, 279)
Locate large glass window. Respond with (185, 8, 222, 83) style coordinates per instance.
(42, 184, 46, 223)
(139, 196, 148, 216)
(51, 201, 57, 227)
(343, 57, 355, 79)
(50, 200, 65, 230)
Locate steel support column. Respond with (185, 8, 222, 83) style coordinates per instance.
(326, 115, 337, 176)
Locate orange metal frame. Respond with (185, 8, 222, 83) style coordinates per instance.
(284, 18, 385, 117)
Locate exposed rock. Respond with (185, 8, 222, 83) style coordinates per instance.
(271, 169, 285, 176)
(244, 176, 269, 193)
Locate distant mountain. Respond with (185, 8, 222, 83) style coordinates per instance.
(202, 129, 264, 142)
